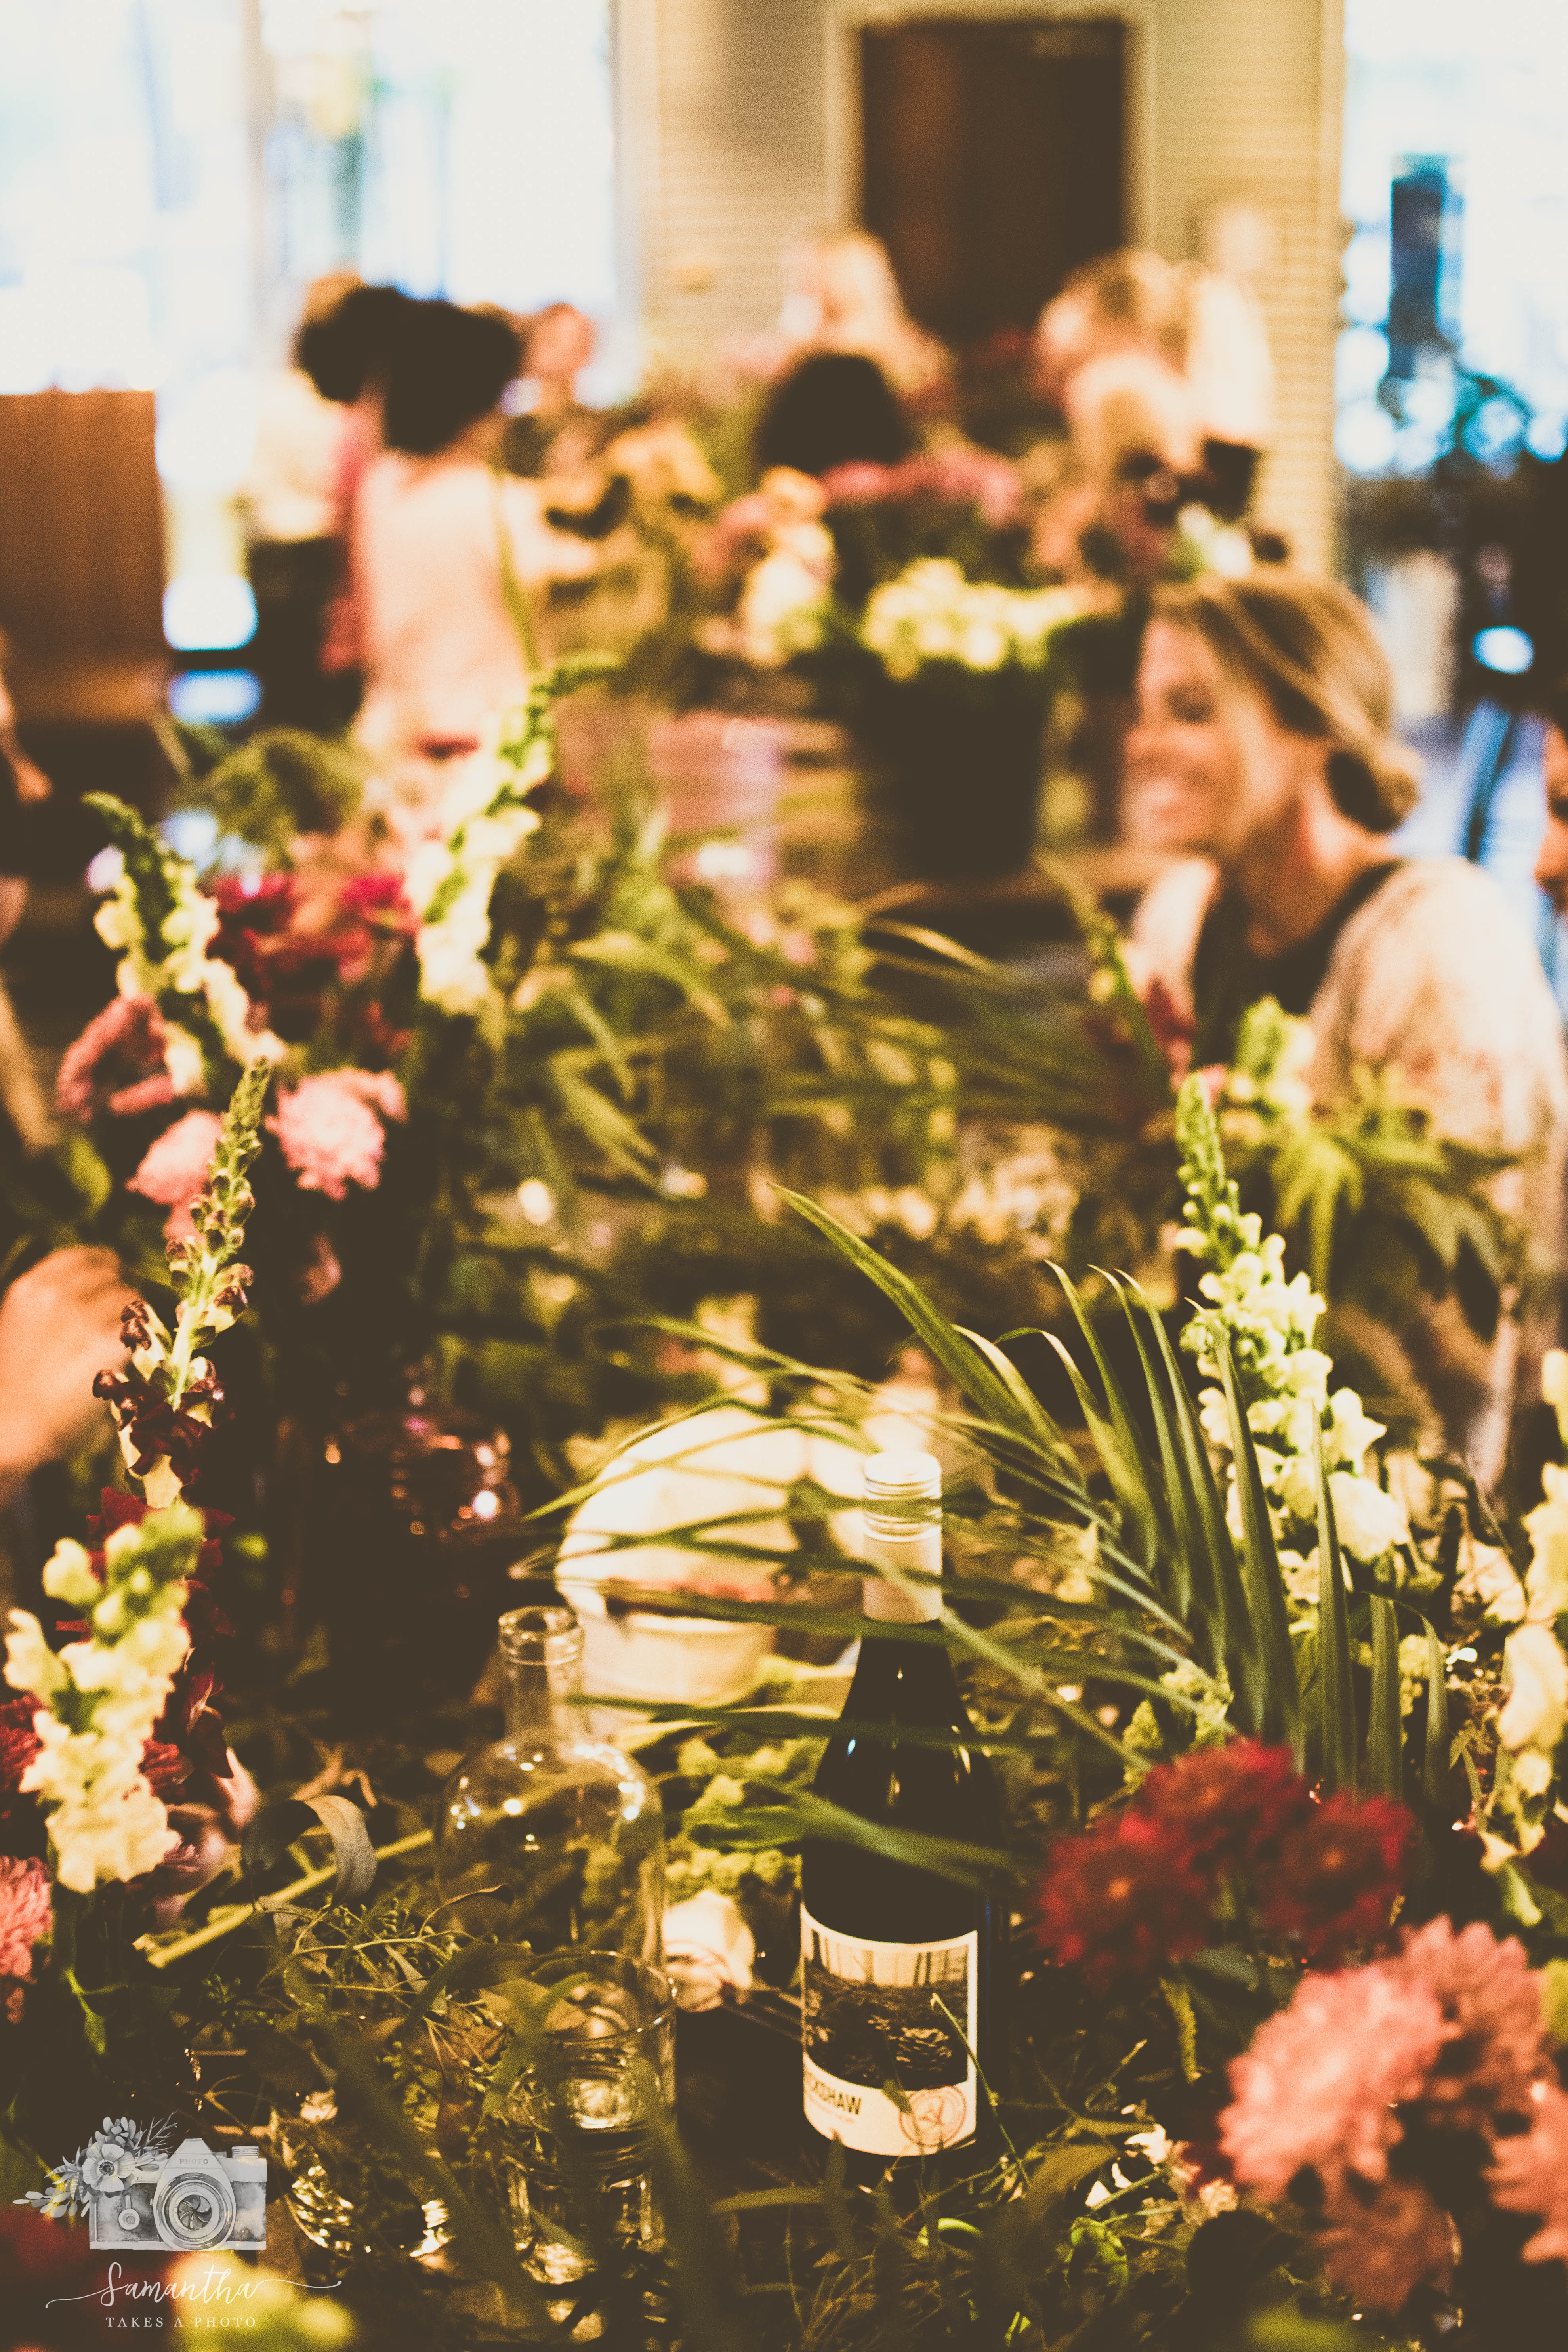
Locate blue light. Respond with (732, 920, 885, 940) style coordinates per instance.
(1472, 627, 1534, 677)
(160, 809, 221, 866)
(168, 670, 263, 725)
(162, 576, 258, 653)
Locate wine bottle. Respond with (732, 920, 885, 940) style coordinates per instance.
(800, 1451, 1006, 2175)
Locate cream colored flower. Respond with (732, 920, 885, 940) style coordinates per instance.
(1498, 1623, 1568, 1756)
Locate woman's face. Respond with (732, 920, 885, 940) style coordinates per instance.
(1125, 620, 1314, 864)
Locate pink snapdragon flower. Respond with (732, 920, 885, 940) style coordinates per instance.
(269, 1069, 406, 1200)
(128, 1110, 224, 1240)
(1219, 1965, 1451, 2201)
(0, 1855, 51, 1979)
(1488, 2078, 1568, 2265)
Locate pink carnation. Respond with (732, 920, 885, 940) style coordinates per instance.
(56, 994, 171, 1120)
(269, 1069, 405, 1200)
(1219, 1965, 1450, 2202)
(1488, 2079, 1568, 2265)
(819, 461, 897, 506)
(1393, 1918, 1547, 2129)
(1316, 2174, 1455, 2312)
(128, 1110, 225, 1240)
(0, 1855, 51, 1978)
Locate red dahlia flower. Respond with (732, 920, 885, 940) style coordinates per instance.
(1255, 1791, 1412, 1961)
(1035, 1813, 1213, 1988)
(1132, 1740, 1310, 1871)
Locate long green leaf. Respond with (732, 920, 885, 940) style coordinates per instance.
(1218, 1337, 1301, 1761)
(1142, 1296, 1248, 1680)
(1422, 1617, 1450, 1819)
(1366, 1595, 1402, 1799)
(1109, 1282, 1193, 1619)
(777, 1189, 1072, 1458)
(1312, 1419, 1356, 1794)
(1042, 1264, 1162, 1570)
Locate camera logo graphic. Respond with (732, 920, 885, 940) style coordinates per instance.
(17, 2117, 266, 2254)
(88, 2135, 267, 2253)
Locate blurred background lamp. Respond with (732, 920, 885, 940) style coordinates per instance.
(162, 575, 258, 653)
(1472, 626, 1534, 675)
(168, 670, 263, 726)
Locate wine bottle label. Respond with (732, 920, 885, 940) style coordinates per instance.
(800, 1908, 978, 2156)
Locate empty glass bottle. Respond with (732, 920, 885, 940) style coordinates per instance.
(435, 1606, 665, 1964)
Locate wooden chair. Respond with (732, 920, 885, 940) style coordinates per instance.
(0, 389, 169, 727)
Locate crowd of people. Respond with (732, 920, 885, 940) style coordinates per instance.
(4, 231, 1568, 1498)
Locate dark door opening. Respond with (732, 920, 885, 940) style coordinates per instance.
(860, 15, 1126, 348)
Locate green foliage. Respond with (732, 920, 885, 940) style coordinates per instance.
(171, 727, 373, 864)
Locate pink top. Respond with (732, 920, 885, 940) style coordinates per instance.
(350, 452, 596, 756)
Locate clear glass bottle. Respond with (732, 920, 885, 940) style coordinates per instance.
(435, 1606, 665, 1964)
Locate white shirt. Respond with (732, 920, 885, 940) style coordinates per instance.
(351, 451, 597, 757)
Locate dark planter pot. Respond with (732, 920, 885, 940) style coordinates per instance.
(857, 676, 1048, 879)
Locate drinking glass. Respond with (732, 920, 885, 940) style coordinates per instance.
(490, 1953, 675, 2286)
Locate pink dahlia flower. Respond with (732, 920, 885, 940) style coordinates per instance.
(128, 1110, 225, 1240)
(0, 1855, 51, 1978)
(1219, 1965, 1450, 2202)
(1316, 2174, 1455, 2312)
(269, 1069, 406, 1200)
(1393, 1917, 1547, 2130)
(1488, 2078, 1568, 2264)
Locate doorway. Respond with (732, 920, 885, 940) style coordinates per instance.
(860, 15, 1126, 346)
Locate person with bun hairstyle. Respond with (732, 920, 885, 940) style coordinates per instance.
(350, 298, 596, 779)
(1127, 570, 1568, 1476)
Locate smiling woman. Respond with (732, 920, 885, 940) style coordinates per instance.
(1126, 572, 1568, 1473)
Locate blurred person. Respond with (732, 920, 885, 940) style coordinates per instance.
(0, 1248, 134, 1510)
(1127, 571, 1568, 1475)
(1532, 688, 1568, 920)
(754, 349, 916, 480)
(0, 644, 51, 1153)
(243, 277, 411, 726)
(1036, 248, 1274, 525)
(350, 299, 597, 780)
(503, 302, 603, 478)
(746, 229, 951, 404)
(1033, 248, 1186, 406)
(1171, 260, 1274, 521)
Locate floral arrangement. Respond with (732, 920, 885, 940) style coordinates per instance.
(0, 1068, 265, 2180)
(7, 1078, 1550, 2346)
(1218, 1915, 1567, 2315)
(692, 460, 1094, 688)
(859, 556, 1090, 682)
(1035, 1740, 1413, 1987)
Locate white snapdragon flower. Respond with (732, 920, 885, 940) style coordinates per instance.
(4, 1612, 69, 1704)
(6, 1502, 204, 1892)
(41, 1539, 100, 1609)
(1523, 1463, 1568, 1623)
(1327, 1471, 1409, 1564)
(1498, 1622, 1568, 1758)
(1467, 1543, 1527, 1626)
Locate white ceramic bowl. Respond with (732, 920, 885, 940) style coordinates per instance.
(557, 1404, 862, 1709)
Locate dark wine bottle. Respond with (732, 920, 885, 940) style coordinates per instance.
(800, 1451, 1006, 2178)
